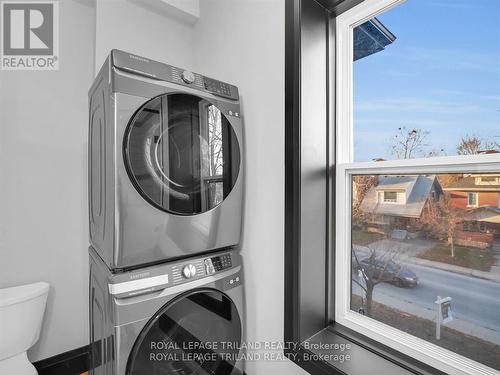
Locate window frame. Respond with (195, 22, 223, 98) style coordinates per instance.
(336, 157, 500, 375)
(334, 1, 500, 374)
(284, 1, 500, 375)
(467, 192, 479, 208)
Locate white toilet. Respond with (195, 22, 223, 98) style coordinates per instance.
(0, 282, 50, 375)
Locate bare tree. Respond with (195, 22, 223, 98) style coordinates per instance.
(208, 105, 223, 175)
(352, 242, 404, 317)
(457, 135, 500, 155)
(352, 175, 378, 225)
(437, 174, 462, 188)
(421, 195, 463, 257)
(390, 127, 430, 159)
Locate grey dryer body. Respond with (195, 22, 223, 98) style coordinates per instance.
(88, 50, 244, 270)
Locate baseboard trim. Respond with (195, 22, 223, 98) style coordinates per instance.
(32, 345, 247, 375)
(33, 345, 89, 375)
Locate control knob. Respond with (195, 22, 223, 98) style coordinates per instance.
(182, 264, 197, 279)
(181, 70, 195, 84)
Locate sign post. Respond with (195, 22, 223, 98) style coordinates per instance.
(435, 296, 453, 340)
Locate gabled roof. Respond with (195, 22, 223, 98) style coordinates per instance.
(360, 175, 440, 218)
(444, 176, 500, 192)
(466, 206, 500, 223)
(374, 175, 416, 191)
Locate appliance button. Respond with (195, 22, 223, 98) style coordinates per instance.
(182, 264, 197, 279)
(181, 70, 195, 84)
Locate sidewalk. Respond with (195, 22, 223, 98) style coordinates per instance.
(352, 288, 500, 345)
(404, 256, 500, 283)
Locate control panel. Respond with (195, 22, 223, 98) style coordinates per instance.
(204, 253, 232, 275)
(112, 50, 239, 101)
(204, 77, 232, 97)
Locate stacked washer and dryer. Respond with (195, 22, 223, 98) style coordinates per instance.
(88, 50, 246, 375)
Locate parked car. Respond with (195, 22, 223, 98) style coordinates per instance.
(355, 257, 418, 288)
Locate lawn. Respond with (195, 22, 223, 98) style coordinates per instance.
(351, 295, 500, 371)
(417, 243, 495, 272)
(351, 230, 384, 246)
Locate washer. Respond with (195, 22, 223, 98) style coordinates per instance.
(89, 247, 246, 375)
(88, 50, 244, 270)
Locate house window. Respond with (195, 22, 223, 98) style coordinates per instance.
(336, 0, 500, 374)
(383, 191, 397, 202)
(467, 192, 478, 208)
(478, 176, 499, 185)
(480, 177, 496, 183)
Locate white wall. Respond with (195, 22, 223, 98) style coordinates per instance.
(0, 0, 96, 361)
(94, 0, 195, 73)
(193, 1, 307, 374)
(0, 0, 197, 362)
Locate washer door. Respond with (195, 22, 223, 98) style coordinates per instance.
(124, 93, 241, 215)
(126, 289, 242, 375)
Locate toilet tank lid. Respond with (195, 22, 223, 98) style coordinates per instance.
(0, 282, 49, 307)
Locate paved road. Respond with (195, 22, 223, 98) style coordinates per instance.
(353, 263, 500, 332)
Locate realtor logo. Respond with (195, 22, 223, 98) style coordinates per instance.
(1, 1, 59, 70)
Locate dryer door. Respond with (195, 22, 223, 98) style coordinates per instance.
(126, 289, 242, 375)
(124, 93, 240, 215)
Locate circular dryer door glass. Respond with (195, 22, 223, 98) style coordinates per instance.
(124, 93, 241, 215)
(126, 290, 242, 375)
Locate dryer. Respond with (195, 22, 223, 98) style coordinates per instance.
(88, 50, 244, 270)
(89, 246, 246, 375)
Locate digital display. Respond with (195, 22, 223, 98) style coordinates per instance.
(204, 77, 231, 97)
(211, 254, 232, 271)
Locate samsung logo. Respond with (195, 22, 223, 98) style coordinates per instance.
(129, 54, 149, 63)
(130, 272, 150, 280)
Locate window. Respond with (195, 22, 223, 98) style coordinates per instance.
(480, 177, 496, 183)
(467, 192, 478, 208)
(382, 191, 397, 202)
(336, 1, 500, 375)
(285, 1, 500, 375)
(352, 171, 500, 371)
(477, 176, 500, 185)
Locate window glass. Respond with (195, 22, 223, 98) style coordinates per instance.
(351, 173, 500, 370)
(467, 192, 478, 207)
(353, 0, 500, 162)
(383, 191, 398, 202)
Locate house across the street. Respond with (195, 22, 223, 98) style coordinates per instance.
(445, 174, 500, 210)
(444, 174, 500, 248)
(359, 175, 442, 236)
